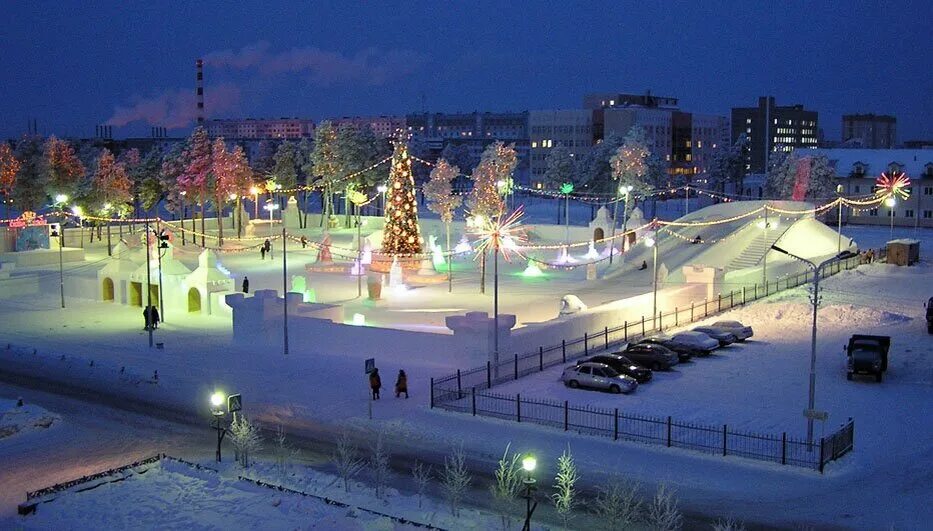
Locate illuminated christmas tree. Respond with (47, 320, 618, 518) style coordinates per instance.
(381, 139, 422, 256)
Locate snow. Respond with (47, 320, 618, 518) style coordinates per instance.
(0, 398, 59, 440)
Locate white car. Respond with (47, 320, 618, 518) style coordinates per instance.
(667, 331, 720, 353)
(561, 362, 638, 394)
(711, 320, 754, 341)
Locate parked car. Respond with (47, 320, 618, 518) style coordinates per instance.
(926, 297, 933, 334)
(577, 354, 652, 383)
(621, 343, 679, 370)
(636, 336, 702, 360)
(691, 326, 737, 346)
(710, 320, 754, 341)
(845, 334, 890, 382)
(663, 332, 719, 355)
(561, 362, 639, 394)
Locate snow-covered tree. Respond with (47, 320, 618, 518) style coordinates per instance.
(44, 136, 86, 201)
(706, 137, 747, 194)
(551, 446, 580, 528)
(210, 138, 238, 244)
(271, 140, 299, 191)
(712, 517, 747, 531)
(272, 425, 297, 483)
(411, 461, 433, 509)
(591, 477, 642, 531)
(468, 142, 513, 293)
(333, 431, 364, 493)
(646, 484, 683, 531)
(424, 158, 462, 290)
(228, 145, 254, 237)
(159, 142, 187, 223)
(542, 145, 577, 190)
(91, 149, 132, 213)
(368, 431, 391, 500)
(310, 121, 340, 225)
(0, 143, 21, 217)
(12, 136, 48, 211)
(490, 443, 522, 529)
(441, 444, 471, 517)
(253, 139, 277, 174)
(576, 132, 626, 194)
(180, 126, 212, 245)
(229, 415, 263, 469)
(439, 143, 476, 190)
(765, 152, 837, 201)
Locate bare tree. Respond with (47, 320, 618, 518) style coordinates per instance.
(369, 431, 391, 500)
(591, 476, 642, 531)
(646, 483, 683, 531)
(712, 517, 747, 531)
(551, 445, 580, 528)
(333, 431, 364, 493)
(441, 445, 472, 517)
(272, 425, 298, 483)
(490, 443, 522, 529)
(411, 461, 433, 509)
(229, 415, 263, 469)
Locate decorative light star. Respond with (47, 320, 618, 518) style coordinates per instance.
(875, 172, 911, 200)
(559, 182, 574, 195)
(469, 206, 527, 262)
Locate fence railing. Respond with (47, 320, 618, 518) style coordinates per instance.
(431, 252, 870, 471)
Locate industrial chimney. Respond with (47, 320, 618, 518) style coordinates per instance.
(196, 58, 204, 126)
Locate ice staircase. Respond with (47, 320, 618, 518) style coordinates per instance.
(727, 229, 786, 271)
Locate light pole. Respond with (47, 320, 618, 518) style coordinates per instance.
(156, 224, 169, 323)
(835, 185, 844, 254)
(521, 455, 538, 531)
(884, 196, 896, 242)
(377, 184, 388, 216)
(210, 392, 227, 462)
(144, 219, 153, 348)
(560, 182, 573, 245)
(49, 224, 65, 309)
(54, 194, 68, 248)
(72, 206, 84, 248)
(644, 232, 659, 328)
(264, 202, 279, 236)
(771, 245, 855, 448)
(103, 202, 113, 256)
(250, 186, 260, 220)
(282, 226, 289, 356)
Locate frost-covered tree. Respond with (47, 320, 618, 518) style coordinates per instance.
(310, 121, 340, 225)
(577, 132, 626, 194)
(542, 145, 577, 191)
(609, 126, 653, 231)
(229, 415, 263, 469)
(12, 135, 49, 211)
(229, 145, 254, 237)
(424, 158, 462, 290)
(490, 443, 522, 529)
(160, 142, 187, 225)
(368, 431, 391, 500)
(468, 142, 513, 294)
(44, 136, 86, 201)
(765, 152, 836, 201)
(0, 143, 21, 217)
(441, 445, 471, 517)
(706, 137, 747, 194)
(180, 127, 212, 245)
(91, 149, 132, 213)
(439, 143, 476, 191)
(591, 476, 642, 531)
(271, 140, 299, 191)
(646, 484, 683, 531)
(551, 446, 580, 528)
(333, 431, 364, 493)
(272, 425, 297, 483)
(210, 138, 239, 244)
(411, 461, 433, 509)
(127, 147, 162, 218)
(712, 517, 747, 531)
(253, 139, 277, 174)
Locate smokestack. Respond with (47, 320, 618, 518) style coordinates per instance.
(196, 58, 204, 126)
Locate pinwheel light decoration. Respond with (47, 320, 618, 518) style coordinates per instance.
(875, 171, 911, 201)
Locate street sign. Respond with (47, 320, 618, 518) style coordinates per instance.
(803, 409, 828, 421)
(227, 394, 242, 413)
(365, 358, 376, 374)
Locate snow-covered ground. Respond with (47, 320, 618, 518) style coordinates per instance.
(0, 398, 59, 440)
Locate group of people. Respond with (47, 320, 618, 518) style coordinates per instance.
(862, 248, 876, 263)
(368, 368, 408, 400)
(142, 305, 160, 331)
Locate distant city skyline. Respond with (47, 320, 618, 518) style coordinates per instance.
(2, 2, 930, 142)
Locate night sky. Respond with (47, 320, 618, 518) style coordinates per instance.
(2, 1, 930, 141)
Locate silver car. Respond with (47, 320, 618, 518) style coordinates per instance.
(561, 362, 638, 394)
(711, 320, 754, 341)
(692, 326, 737, 346)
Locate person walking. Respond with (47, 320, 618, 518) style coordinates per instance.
(395, 369, 408, 398)
(267, 240, 273, 259)
(242, 276, 250, 293)
(150, 305, 160, 329)
(143, 306, 151, 330)
(369, 368, 382, 400)
(260, 245, 266, 260)
(300, 235, 308, 249)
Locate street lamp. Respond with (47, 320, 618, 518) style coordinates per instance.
(559, 182, 574, 245)
(644, 232, 659, 328)
(770, 244, 856, 449)
(209, 391, 228, 462)
(835, 184, 844, 254)
(249, 186, 261, 220)
(377, 184, 388, 215)
(53, 194, 68, 248)
(102, 202, 113, 256)
(72, 205, 84, 248)
(49, 224, 65, 309)
(521, 454, 538, 531)
(264, 202, 279, 236)
(884, 196, 896, 241)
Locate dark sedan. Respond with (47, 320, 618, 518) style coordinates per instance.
(577, 354, 653, 383)
(636, 337, 699, 360)
(621, 343, 679, 370)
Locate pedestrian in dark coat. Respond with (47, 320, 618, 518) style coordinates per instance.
(369, 368, 382, 400)
(150, 306, 160, 329)
(300, 236, 308, 248)
(395, 370, 408, 398)
(638, 260, 648, 270)
(260, 246, 266, 260)
(143, 306, 151, 330)
(242, 276, 250, 293)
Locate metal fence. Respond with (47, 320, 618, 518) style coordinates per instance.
(431, 252, 870, 471)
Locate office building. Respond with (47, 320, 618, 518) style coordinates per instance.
(205, 118, 315, 139)
(329, 115, 407, 138)
(528, 109, 594, 186)
(842, 114, 896, 148)
(732, 97, 819, 173)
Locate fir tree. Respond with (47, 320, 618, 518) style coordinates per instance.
(12, 135, 49, 211)
(382, 139, 422, 255)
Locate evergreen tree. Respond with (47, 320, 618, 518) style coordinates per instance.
(382, 139, 422, 255)
(137, 147, 165, 212)
(180, 126, 212, 245)
(91, 148, 132, 212)
(542, 145, 577, 190)
(765, 152, 837, 200)
(253, 139, 277, 174)
(271, 140, 299, 190)
(577, 132, 626, 194)
(211, 138, 237, 244)
(159, 142, 187, 221)
(310, 121, 340, 225)
(0, 143, 21, 217)
(229, 145, 254, 237)
(12, 135, 48, 211)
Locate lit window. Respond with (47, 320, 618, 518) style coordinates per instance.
(531, 141, 537, 148)
(746, 118, 751, 124)
(746, 128, 751, 134)
(609, 100, 615, 106)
